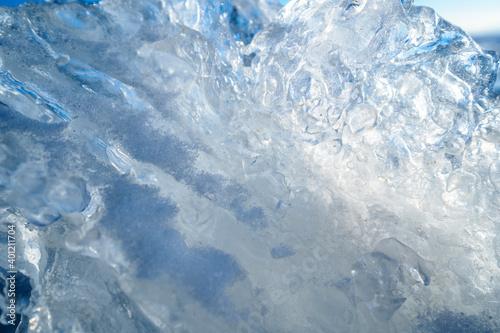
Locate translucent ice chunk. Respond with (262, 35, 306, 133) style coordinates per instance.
(477, 108, 500, 143)
(350, 238, 436, 321)
(0, 71, 70, 122)
(45, 177, 90, 215)
(490, 161, 500, 191)
(5, 164, 90, 225)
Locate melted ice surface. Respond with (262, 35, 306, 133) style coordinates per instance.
(0, 0, 499, 332)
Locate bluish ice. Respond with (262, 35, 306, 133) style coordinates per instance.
(0, 0, 499, 332)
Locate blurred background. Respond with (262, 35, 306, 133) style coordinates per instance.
(1, 0, 500, 52)
(415, 0, 500, 53)
(414, 0, 500, 36)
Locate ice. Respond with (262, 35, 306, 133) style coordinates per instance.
(270, 243, 296, 259)
(0, 0, 499, 332)
(349, 238, 436, 321)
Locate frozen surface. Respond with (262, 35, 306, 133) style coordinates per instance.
(0, 0, 499, 332)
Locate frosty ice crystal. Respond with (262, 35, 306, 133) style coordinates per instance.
(0, 0, 499, 332)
